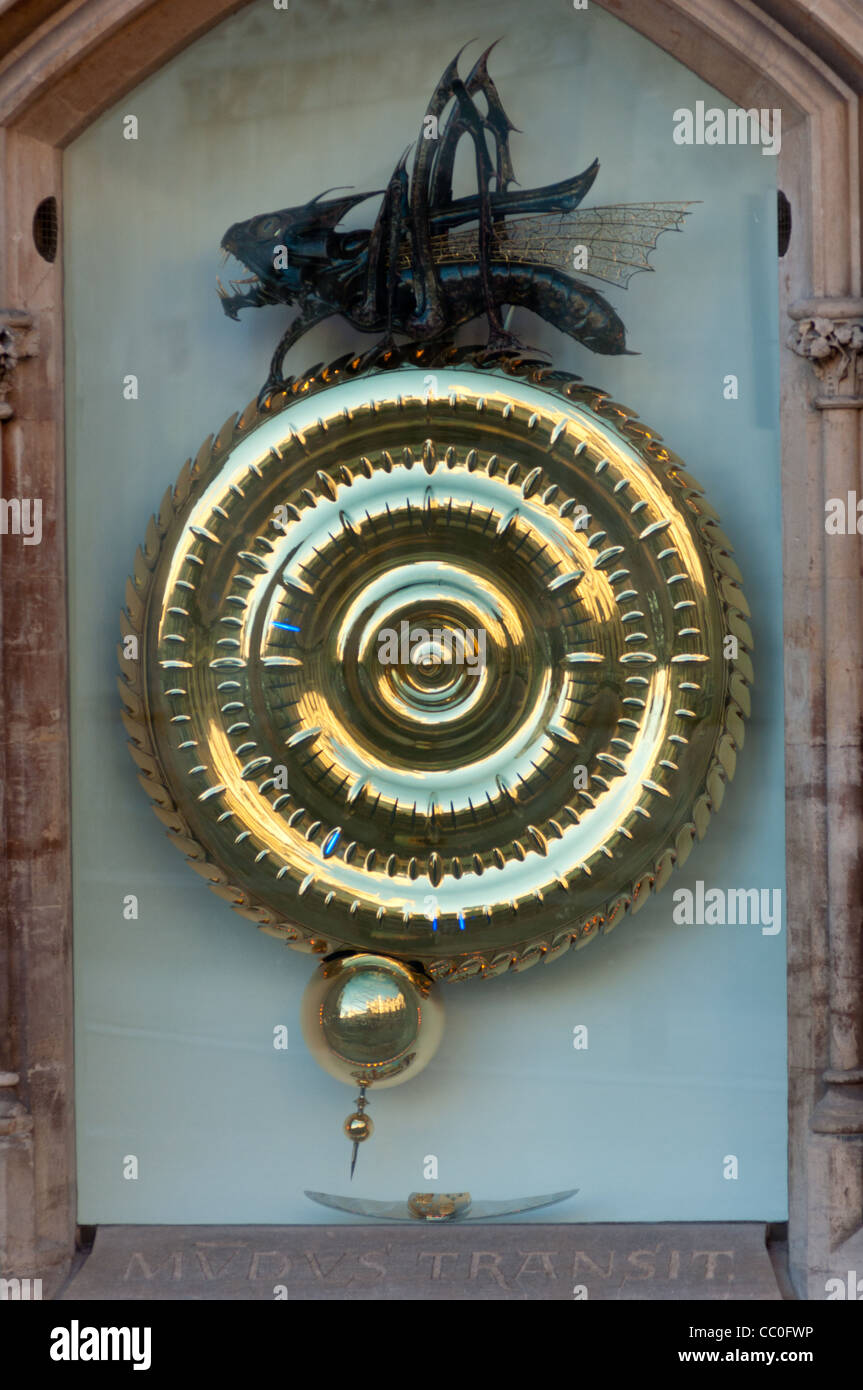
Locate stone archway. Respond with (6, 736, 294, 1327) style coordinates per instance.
(0, 0, 860, 1299)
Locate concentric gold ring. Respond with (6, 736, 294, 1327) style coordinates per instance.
(120, 345, 753, 981)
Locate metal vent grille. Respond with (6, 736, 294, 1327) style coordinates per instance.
(778, 191, 792, 258)
(33, 196, 58, 263)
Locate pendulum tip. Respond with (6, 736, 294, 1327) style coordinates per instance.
(344, 1085, 373, 1181)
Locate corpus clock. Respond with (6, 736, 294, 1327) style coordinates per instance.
(119, 45, 752, 1179)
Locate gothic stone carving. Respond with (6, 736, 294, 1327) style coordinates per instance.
(0, 310, 37, 421)
(788, 301, 863, 407)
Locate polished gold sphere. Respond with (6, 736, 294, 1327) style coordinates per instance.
(301, 953, 445, 1089)
(344, 1113, 374, 1143)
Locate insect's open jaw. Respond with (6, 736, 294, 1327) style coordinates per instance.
(216, 247, 264, 316)
(216, 273, 263, 300)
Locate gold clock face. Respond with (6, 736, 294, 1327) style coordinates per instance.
(120, 347, 752, 981)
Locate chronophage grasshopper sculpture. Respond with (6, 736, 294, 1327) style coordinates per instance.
(217, 42, 693, 404)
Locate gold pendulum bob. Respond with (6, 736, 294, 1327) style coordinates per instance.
(300, 952, 445, 1177)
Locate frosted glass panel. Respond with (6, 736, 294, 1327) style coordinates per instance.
(65, 0, 785, 1223)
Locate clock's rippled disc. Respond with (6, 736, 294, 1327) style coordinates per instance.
(120, 348, 752, 980)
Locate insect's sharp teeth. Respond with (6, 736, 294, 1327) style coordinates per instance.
(216, 276, 229, 299)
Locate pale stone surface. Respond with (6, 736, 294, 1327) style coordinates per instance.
(59, 1223, 782, 1301)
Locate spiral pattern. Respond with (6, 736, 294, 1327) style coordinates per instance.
(121, 347, 752, 980)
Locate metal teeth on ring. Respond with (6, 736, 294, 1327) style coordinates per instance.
(123, 350, 750, 979)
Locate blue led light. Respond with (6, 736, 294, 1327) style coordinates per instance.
(458, 911, 466, 931)
(322, 828, 341, 858)
(431, 916, 439, 932)
(272, 621, 300, 632)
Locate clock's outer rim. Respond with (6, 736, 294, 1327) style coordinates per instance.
(118, 341, 753, 983)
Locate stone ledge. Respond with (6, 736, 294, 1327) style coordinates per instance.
(56, 1222, 783, 1301)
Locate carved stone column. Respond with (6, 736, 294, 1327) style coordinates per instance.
(0, 129, 75, 1296)
(0, 308, 41, 1282)
(788, 297, 863, 1292)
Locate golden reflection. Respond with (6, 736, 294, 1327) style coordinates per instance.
(133, 359, 750, 977)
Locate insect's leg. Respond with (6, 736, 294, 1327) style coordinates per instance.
(355, 199, 388, 327)
(450, 79, 518, 353)
(395, 46, 519, 344)
(352, 155, 403, 330)
(408, 48, 468, 338)
(471, 46, 518, 199)
(355, 148, 411, 330)
(383, 154, 410, 342)
(258, 301, 334, 407)
(430, 41, 517, 212)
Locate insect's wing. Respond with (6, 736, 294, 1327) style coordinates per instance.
(430, 202, 696, 289)
(555, 203, 697, 287)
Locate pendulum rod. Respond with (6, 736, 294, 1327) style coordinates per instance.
(344, 1084, 374, 1180)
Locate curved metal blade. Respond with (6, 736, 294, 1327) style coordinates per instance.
(465, 1189, 578, 1220)
(305, 1191, 413, 1221)
(304, 1188, 577, 1221)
